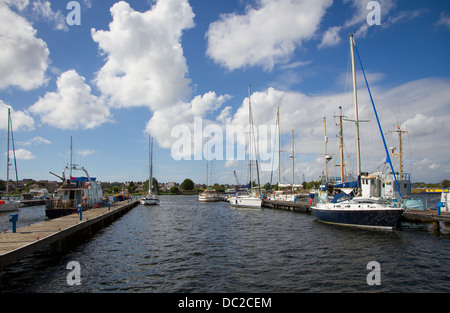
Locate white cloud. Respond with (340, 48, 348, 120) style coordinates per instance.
(9, 148, 35, 160)
(435, 11, 450, 30)
(206, 0, 333, 71)
(29, 70, 113, 130)
(0, 2, 49, 90)
(77, 149, 96, 157)
(91, 0, 195, 110)
(19, 136, 51, 146)
(2, 0, 29, 11)
(32, 0, 68, 31)
(145, 91, 231, 149)
(0, 100, 35, 131)
(318, 26, 342, 49)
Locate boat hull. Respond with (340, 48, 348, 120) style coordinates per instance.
(198, 196, 220, 202)
(141, 198, 160, 205)
(229, 196, 262, 208)
(311, 206, 404, 229)
(0, 201, 20, 212)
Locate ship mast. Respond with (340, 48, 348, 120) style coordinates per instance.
(350, 34, 361, 178)
(390, 124, 408, 178)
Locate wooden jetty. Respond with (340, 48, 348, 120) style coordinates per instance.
(262, 199, 311, 213)
(0, 200, 139, 271)
(401, 209, 450, 231)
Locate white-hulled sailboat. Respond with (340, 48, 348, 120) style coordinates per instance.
(229, 84, 262, 208)
(311, 35, 404, 230)
(141, 136, 159, 205)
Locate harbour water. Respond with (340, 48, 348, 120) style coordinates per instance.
(0, 194, 449, 293)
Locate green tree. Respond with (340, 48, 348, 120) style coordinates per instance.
(181, 178, 194, 190)
(442, 179, 450, 188)
(152, 177, 159, 193)
(169, 186, 180, 194)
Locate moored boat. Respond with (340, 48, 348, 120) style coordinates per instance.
(45, 167, 105, 219)
(311, 35, 404, 229)
(228, 85, 262, 209)
(141, 135, 159, 206)
(198, 188, 220, 202)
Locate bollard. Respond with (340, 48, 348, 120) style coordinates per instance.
(9, 214, 18, 233)
(77, 204, 82, 220)
(108, 201, 111, 211)
(437, 202, 444, 215)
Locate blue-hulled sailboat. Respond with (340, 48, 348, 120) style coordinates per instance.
(311, 35, 404, 230)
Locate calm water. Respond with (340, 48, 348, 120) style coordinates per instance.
(0, 195, 449, 293)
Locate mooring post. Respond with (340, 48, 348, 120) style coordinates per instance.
(9, 214, 18, 233)
(77, 204, 82, 221)
(437, 202, 444, 216)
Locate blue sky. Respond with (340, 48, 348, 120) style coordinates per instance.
(1, 0, 450, 186)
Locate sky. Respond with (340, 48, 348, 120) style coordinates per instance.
(0, 0, 450, 186)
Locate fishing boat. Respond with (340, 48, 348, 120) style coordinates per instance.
(229, 84, 262, 208)
(141, 136, 159, 205)
(46, 137, 105, 219)
(311, 35, 404, 230)
(440, 190, 449, 213)
(0, 109, 20, 212)
(46, 167, 104, 219)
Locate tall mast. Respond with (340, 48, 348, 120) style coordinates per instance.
(338, 107, 345, 182)
(390, 124, 408, 179)
(291, 129, 294, 192)
(323, 117, 328, 182)
(277, 107, 281, 186)
(248, 84, 253, 194)
(150, 136, 153, 193)
(6, 109, 10, 198)
(70, 136, 73, 177)
(350, 34, 361, 177)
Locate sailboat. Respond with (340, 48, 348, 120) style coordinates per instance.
(199, 142, 220, 202)
(0, 109, 20, 212)
(141, 135, 159, 205)
(311, 35, 404, 230)
(229, 84, 262, 208)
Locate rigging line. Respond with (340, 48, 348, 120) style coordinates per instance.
(9, 112, 19, 185)
(353, 41, 402, 198)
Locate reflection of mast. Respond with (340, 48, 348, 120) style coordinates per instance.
(389, 124, 408, 178)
